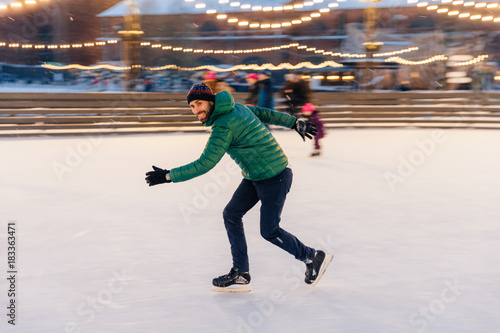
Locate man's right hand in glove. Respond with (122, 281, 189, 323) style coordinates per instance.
(145, 165, 171, 186)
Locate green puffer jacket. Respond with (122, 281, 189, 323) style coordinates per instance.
(170, 91, 296, 183)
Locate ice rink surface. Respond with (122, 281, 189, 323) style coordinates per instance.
(1, 128, 499, 332)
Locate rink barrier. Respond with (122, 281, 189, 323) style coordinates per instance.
(309, 91, 500, 130)
(1, 91, 500, 136)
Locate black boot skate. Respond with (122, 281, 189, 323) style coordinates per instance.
(305, 250, 333, 287)
(310, 149, 321, 157)
(212, 268, 252, 293)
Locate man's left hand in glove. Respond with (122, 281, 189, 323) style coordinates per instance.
(293, 118, 317, 141)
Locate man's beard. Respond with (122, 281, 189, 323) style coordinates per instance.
(201, 103, 215, 124)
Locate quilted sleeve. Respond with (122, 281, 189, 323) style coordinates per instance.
(246, 105, 296, 128)
(170, 126, 233, 183)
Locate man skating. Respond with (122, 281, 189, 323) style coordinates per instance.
(145, 83, 333, 292)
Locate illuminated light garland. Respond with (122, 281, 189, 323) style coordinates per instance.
(303, 46, 419, 58)
(410, 0, 500, 10)
(203, 0, 335, 14)
(203, 0, 342, 30)
(142, 41, 295, 55)
(1, 38, 419, 60)
(374, 47, 420, 57)
(387, 55, 448, 65)
(0, 0, 50, 11)
(42, 60, 344, 72)
(140, 41, 419, 59)
(453, 54, 489, 66)
(42, 63, 132, 71)
(0, 39, 119, 49)
(387, 54, 489, 66)
(214, 10, 327, 29)
(151, 60, 344, 71)
(409, 0, 500, 23)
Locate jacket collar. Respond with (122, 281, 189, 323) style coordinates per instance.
(204, 91, 234, 126)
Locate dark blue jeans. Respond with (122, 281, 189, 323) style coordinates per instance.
(223, 168, 315, 272)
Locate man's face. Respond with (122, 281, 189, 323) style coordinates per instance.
(189, 99, 214, 123)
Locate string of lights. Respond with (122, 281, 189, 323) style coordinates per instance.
(0, 0, 48, 11)
(184, 0, 342, 14)
(310, 46, 420, 58)
(151, 60, 344, 72)
(140, 41, 371, 57)
(387, 54, 489, 66)
(374, 47, 420, 57)
(408, 0, 500, 22)
(41, 60, 344, 72)
(203, 0, 343, 30)
(0, 38, 419, 59)
(204, 0, 500, 30)
(42, 52, 489, 72)
(0, 40, 118, 49)
(213, 10, 328, 30)
(141, 41, 305, 55)
(193, 0, 340, 13)
(454, 54, 489, 66)
(387, 55, 448, 65)
(408, 0, 500, 9)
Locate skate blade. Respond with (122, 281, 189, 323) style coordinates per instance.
(311, 253, 334, 287)
(211, 284, 252, 293)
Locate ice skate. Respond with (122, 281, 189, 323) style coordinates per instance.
(305, 250, 333, 287)
(211, 268, 252, 293)
(310, 149, 321, 157)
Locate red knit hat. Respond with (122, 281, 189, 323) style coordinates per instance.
(187, 83, 215, 105)
(204, 71, 217, 80)
(302, 103, 315, 113)
(246, 73, 258, 80)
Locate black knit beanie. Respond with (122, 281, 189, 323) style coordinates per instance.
(187, 83, 215, 105)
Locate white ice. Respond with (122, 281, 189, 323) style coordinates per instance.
(1, 128, 499, 333)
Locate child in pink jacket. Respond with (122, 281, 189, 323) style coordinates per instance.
(302, 103, 325, 157)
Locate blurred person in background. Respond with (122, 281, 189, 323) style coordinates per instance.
(203, 71, 235, 94)
(256, 69, 274, 110)
(144, 77, 155, 92)
(302, 103, 325, 157)
(282, 73, 311, 117)
(245, 73, 259, 106)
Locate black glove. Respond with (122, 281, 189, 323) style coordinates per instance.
(293, 118, 317, 141)
(145, 165, 171, 186)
